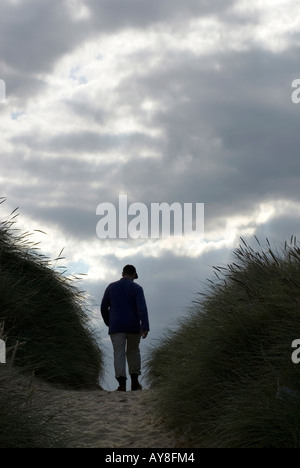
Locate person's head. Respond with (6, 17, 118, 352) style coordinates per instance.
(122, 264, 138, 281)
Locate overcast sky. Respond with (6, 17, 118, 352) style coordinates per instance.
(1, 0, 300, 390)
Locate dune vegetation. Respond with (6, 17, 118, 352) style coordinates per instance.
(2, 197, 300, 448)
(0, 201, 104, 447)
(147, 237, 300, 448)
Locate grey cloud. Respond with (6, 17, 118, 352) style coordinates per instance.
(2, 5, 300, 234)
(29, 205, 97, 240)
(4, 72, 47, 103)
(11, 127, 162, 155)
(253, 214, 300, 247)
(46, 130, 160, 154)
(111, 44, 300, 220)
(0, 1, 90, 75)
(6, 38, 300, 244)
(0, 0, 236, 104)
(86, 0, 235, 31)
(63, 99, 108, 126)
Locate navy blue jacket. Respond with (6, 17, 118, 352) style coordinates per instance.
(101, 278, 150, 334)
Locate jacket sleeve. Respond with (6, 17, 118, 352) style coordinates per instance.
(100, 286, 110, 327)
(136, 287, 150, 332)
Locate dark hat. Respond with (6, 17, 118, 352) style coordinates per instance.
(123, 264, 138, 279)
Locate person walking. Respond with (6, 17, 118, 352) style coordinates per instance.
(101, 265, 150, 391)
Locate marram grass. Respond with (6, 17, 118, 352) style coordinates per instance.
(147, 237, 300, 448)
(0, 201, 103, 388)
(0, 365, 69, 448)
(0, 201, 104, 447)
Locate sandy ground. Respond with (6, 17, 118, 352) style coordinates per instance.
(32, 381, 181, 448)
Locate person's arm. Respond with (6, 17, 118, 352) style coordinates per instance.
(100, 287, 111, 327)
(136, 287, 150, 337)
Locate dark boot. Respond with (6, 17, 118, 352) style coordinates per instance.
(131, 373, 142, 391)
(117, 376, 127, 391)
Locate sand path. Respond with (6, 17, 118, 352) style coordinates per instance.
(33, 381, 179, 448)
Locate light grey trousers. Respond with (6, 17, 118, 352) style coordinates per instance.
(110, 333, 141, 380)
